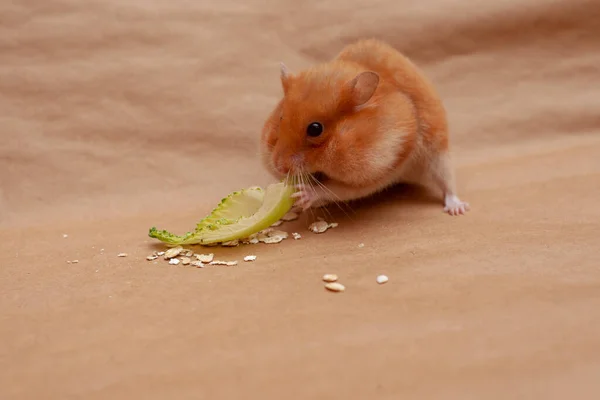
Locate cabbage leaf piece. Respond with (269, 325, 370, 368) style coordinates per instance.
(148, 181, 295, 246)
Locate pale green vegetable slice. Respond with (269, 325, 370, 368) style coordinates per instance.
(195, 186, 265, 231)
(148, 181, 295, 246)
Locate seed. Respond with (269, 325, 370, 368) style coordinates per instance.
(168, 258, 180, 265)
(181, 257, 191, 265)
(117, 253, 128, 257)
(146, 255, 158, 261)
(195, 253, 214, 263)
(376, 275, 389, 284)
(164, 246, 183, 259)
(243, 255, 257, 262)
(324, 282, 345, 292)
(322, 274, 338, 282)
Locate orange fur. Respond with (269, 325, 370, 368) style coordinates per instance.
(259, 38, 469, 215)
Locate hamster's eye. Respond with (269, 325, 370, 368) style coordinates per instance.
(306, 122, 323, 137)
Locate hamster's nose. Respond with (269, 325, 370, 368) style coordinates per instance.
(276, 163, 290, 175)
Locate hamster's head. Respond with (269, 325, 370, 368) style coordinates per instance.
(260, 62, 380, 186)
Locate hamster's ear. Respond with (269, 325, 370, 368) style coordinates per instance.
(344, 71, 379, 107)
(280, 62, 294, 94)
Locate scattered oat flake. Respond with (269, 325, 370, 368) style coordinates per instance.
(262, 235, 285, 244)
(282, 211, 299, 221)
(146, 255, 158, 261)
(221, 239, 239, 247)
(210, 260, 238, 266)
(329, 222, 338, 228)
(181, 257, 191, 265)
(243, 255, 257, 262)
(196, 253, 214, 263)
(309, 220, 330, 233)
(157, 251, 165, 256)
(292, 232, 302, 240)
(191, 261, 205, 268)
(322, 274, 338, 282)
(269, 230, 288, 238)
(185, 250, 194, 257)
(376, 275, 389, 284)
(168, 258, 180, 265)
(324, 282, 345, 292)
(271, 220, 283, 227)
(164, 246, 183, 259)
(117, 253, 128, 257)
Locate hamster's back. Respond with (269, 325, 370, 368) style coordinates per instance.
(335, 38, 448, 142)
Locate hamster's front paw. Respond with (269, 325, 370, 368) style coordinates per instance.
(291, 184, 324, 211)
(444, 194, 470, 216)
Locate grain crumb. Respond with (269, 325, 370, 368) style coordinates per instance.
(168, 258, 180, 265)
(376, 275, 389, 284)
(322, 274, 338, 283)
(117, 253, 128, 257)
(292, 232, 302, 240)
(146, 255, 158, 261)
(243, 255, 257, 262)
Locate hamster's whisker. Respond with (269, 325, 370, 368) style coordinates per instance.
(297, 167, 318, 222)
(307, 173, 356, 220)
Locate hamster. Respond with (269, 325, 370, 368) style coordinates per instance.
(259, 38, 470, 216)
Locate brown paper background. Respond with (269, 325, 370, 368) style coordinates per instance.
(1, 0, 599, 398)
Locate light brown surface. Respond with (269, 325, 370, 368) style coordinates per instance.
(1, 0, 600, 398)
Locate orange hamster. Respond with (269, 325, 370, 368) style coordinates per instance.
(259, 38, 470, 216)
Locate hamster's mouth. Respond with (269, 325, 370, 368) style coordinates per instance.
(311, 171, 330, 183)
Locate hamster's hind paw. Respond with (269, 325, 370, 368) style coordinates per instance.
(291, 184, 322, 211)
(444, 194, 470, 216)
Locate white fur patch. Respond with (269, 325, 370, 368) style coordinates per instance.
(365, 128, 408, 179)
